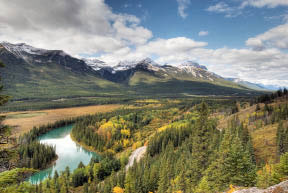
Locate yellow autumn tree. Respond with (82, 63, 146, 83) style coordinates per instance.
(121, 129, 131, 138)
(113, 186, 124, 193)
(227, 184, 236, 193)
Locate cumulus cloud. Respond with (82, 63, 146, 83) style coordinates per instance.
(241, 0, 288, 8)
(155, 47, 288, 87)
(176, 0, 191, 19)
(246, 24, 288, 50)
(97, 34, 288, 87)
(0, 0, 152, 55)
(206, 2, 241, 18)
(98, 37, 207, 65)
(0, 0, 287, 87)
(207, 1, 288, 18)
(198, 31, 209, 36)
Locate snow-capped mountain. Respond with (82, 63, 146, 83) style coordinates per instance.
(113, 58, 161, 72)
(0, 42, 95, 74)
(83, 58, 109, 71)
(1, 42, 68, 59)
(0, 42, 267, 91)
(83, 56, 224, 83)
(0, 41, 264, 99)
(1, 42, 49, 57)
(179, 61, 208, 71)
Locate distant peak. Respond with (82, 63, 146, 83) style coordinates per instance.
(139, 57, 154, 64)
(83, 58, 108, 71)
(0, 41, 69, 58)
(180, 61, 208, 70)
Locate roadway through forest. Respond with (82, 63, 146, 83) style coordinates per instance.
(126, 146, 147, 170)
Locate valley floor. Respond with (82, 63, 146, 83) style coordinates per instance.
(1, 104, 122, 137)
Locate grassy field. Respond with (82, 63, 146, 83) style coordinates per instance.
(216, 99, 288, 164)
(251, 123, 278, 164)
(1, 104, 122, 137)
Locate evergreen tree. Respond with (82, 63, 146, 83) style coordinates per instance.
(277, 121, 288, 157)
(0, 60, 9, 144)
(203, 129, 256, 192)
(188, 102, 212, 189)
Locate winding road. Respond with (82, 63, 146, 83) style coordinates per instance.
(125, 146, 147, 170)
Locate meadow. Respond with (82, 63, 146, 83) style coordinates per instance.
(1, 104, 122, 137)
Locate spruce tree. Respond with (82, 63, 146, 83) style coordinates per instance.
(277, 121, 288, 157)
(0, 60, 9, 144)
(188, 102, 211, 189)
(203, 129, 256, 192)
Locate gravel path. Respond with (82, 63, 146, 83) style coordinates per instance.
(125, 146, 147, 171)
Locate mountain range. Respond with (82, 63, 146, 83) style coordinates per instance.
(0, 42, 266, 103)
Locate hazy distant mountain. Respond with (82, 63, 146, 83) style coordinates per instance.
(225, 78, 267, 91)
(225, 78, 280, 91)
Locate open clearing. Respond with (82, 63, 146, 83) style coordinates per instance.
(1, 104, 122, 137)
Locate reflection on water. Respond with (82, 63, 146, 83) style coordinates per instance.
(29, 125, 99, 184)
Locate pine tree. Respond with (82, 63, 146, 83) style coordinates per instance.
(78, 161, 85, 168)
(188, 102, 212, 189)
(203, 129, 256, 192)
(277, 121, 288, 157)
(124, 169, 136, 193)
(195, 176, 212, 193)
(0, 60, 9, 144)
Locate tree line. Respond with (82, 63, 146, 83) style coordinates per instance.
(95, 102, 257, 193)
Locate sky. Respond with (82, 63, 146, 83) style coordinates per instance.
(0, 0, 287, 87)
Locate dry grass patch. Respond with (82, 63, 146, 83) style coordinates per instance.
(251, 123, 278, 164)
(2, 104, 122, 137)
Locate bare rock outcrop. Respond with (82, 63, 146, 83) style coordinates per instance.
(233, 180, 288, 193)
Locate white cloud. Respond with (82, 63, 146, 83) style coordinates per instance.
(99, 36, 288, 87)
(137, 37, 207, 56)
(246, 24, 288, 50)
(207, 1, 288, 18)
(206, 2, 241, 18)
(98, 37, 207, 65)
(198, 31, 209, 36)
(176, 0, 191, 19)
(155, 47, 288, 87)
(0, 0, 152, 55)
(241, 0, 288, 8)
(0, 0, 287, 87)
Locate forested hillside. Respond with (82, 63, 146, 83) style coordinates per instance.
(1, 89, 288, 193)
(0, 42, 265, 111)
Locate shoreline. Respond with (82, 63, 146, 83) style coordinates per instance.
(70, 131, 102, 155)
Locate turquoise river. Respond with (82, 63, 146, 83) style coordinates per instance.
(28, 125, 99, 184)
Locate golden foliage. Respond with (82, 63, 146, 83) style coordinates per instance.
(122, 139, 130, 148)
(227, 184, 236, 193)
(121, 129, 131, 137)
(113, 186, 124, 193)
(132, 141, 142, 150)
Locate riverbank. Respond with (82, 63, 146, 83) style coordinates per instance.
(70, 132, 101, 155)
(28, 125, 100, 183)
(2, 104, 122, 137)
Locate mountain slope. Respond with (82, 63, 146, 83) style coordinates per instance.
(225, 78, 269, 91)
(0, 43, 122, 101)
(0, 42, 265, 110)
(90, 58, 252, 90)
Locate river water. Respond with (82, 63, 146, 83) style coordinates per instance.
(28, 125, 99, 184)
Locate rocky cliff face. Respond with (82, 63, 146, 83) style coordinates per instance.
(232, 180, 288, 193)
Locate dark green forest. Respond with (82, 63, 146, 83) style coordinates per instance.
(1, 85, 288, 192)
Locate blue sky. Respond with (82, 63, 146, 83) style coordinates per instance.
(106, 0, 287, 49)
(0, 0, 287, 86)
